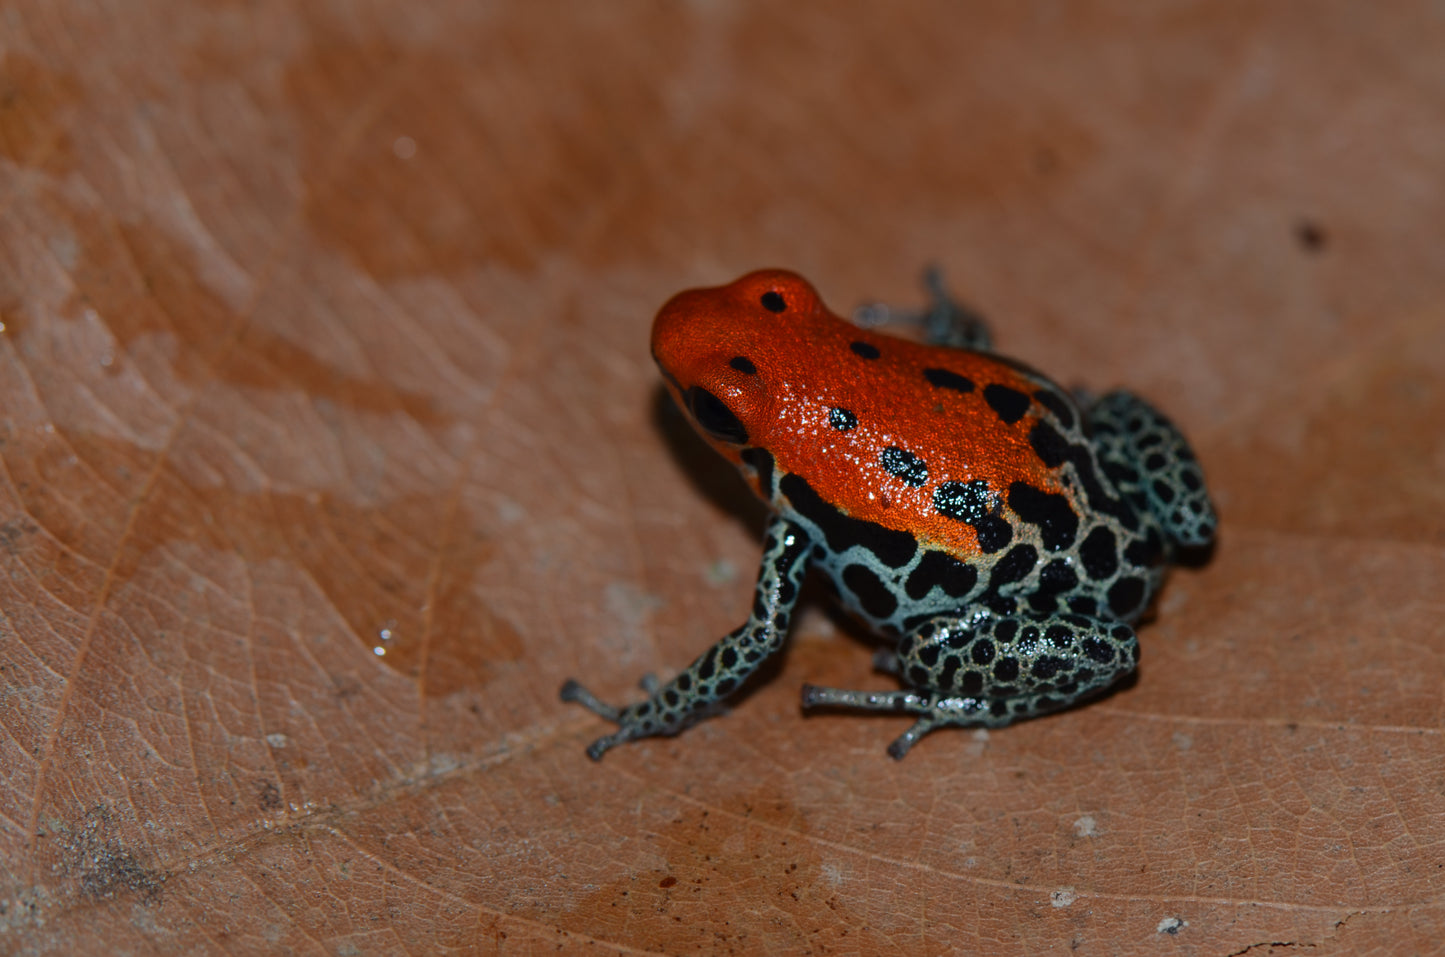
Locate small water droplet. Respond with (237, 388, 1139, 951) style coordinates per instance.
(392, 135, 417, 159)
(372, 646, 386, 656)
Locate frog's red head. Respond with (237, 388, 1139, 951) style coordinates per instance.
(651, 270, 826, 478)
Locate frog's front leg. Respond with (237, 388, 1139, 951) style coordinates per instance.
(854, 267, 993, 352)
(561, 516, 813, 760)
(802, 611, 1138, 759)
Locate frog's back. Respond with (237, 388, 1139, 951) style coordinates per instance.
(651, 270, 1161, 635)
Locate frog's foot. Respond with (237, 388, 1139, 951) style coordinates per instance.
(1087, 390, 1217, 548)
(852, 266, 993, 352)
(560, 676, 700, 761)
(801, 685, 997, 759)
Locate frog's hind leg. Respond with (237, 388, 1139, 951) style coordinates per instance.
(1086, 390, 1217, 548)
(802, 611, 1138, 758)
(853, 266, 993, 352)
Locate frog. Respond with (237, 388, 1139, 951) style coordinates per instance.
(561, 268, 1216, 759)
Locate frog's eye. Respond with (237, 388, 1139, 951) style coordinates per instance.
(760, 291, 787, 313)
(685, 386, 749, 444)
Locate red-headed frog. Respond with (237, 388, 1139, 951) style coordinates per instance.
(563, 269, 1216, 759)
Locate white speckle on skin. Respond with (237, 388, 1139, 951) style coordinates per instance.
(1073, 815, 1098, 838)
(1050, 888, 1077, 907)
(265, 733, 288, 749)
(820, 863, 845, 887)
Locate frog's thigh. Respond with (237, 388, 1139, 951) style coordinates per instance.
(804, 611, 1138, 758)
(895, 612, 1137, 711)
(1087, 390, 1217, 547)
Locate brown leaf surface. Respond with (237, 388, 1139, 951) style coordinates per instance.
(1, 2, 1442, 954)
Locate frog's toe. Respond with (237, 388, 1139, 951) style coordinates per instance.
(886, 716, 944, 760)
(559, 678, 621, 722)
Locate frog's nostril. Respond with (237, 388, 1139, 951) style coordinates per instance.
(686, 386, 749, 445)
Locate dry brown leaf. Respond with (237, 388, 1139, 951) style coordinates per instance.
(1, 2, 1442, 954)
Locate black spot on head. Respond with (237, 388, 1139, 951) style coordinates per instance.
(828, 407, 857, 431)
(993, 656, 1019, 681)
(1181, 468, 1202, 492)
(983, 384, 1031, 425)
(1045, 625, 1073, 648)
(1007, 482, 1079, 551)
(715, 677, 737, 695)
(1152, 479, 1177, 504)
(905, 550, 977, 601)
(676, 673, 693, 691)
(760, 291, 787, 312)
(923, 367, 975, 393)
(971, 639, 995, 665)
(1079, 526, 1118, 581)
(1032, 388, 1075, 429)
(720, 647, 738, 669)
(781, 473, 918, 567)
(697, 647, 718, 680)
(850, 340, 881, 360)
(960, 670, 984, 695)
(729, 356, 758, 375)
(1144, 452, 1167, 472)
(994, 619, 1019, 644)
(1108, 576, 1146, 618)
(842, 564, 899, 620)
(918, 644, 941, 667)
(933, 480, 991, 523)
(686, 387, 748, 444)
(1081, 637, 1115, 663)
(880, 446, 929, 486)
(740, 447, 775, 498)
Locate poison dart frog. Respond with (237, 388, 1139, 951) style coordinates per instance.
(562, 269, 1216, 759)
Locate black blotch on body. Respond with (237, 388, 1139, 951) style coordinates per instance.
(923, 367, 975, 393)
(933, 480, 991, 523)
(988, 544, 1038, 590)
(1108, 576, 1146, 617)
(983, 384, 1031, 424)
(1123, 528, 1164, 570)
(972, 515, 1013, 553)
(1079, 526, 1118, 580)
(1032, 387, 1075, 429)
(880, 446, 929, 486)
(781, 473, 917, 568)
(905, 550, 977, 600)
(828, 407, 857, 431)
(1007, 482, 1079, 551)
(842, 564, 898, 620)
(729, 356, 757, 375)
(850, 341, 881, 359)
(761, 291, 787, 312)
(740, 448, 775, 498)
